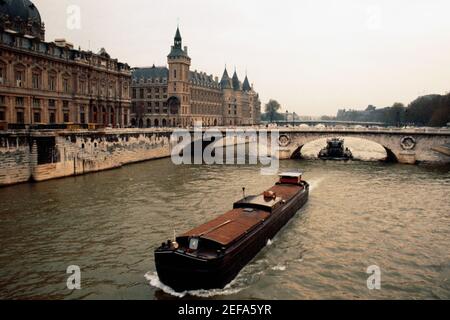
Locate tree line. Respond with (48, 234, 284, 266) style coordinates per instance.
(336, 93, 450, 127)
(261, 93, 450, 127)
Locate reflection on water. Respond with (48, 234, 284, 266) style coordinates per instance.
(0, 153, 449, 299)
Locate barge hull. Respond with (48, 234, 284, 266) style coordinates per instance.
(155, 188, 309, 291)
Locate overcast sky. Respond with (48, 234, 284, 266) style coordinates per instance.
(34, 0, 450, 116)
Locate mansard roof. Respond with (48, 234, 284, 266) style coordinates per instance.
(189, 70, 219, 88)
(132, 66, 169, 81)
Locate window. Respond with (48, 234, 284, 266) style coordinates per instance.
(80, 107, 86, 123)
(63, 112, 70, 123)
(15, 97, 24, 107)
(33, 98, 40, 108)
(49, 112, 56, 124)
(33, 112, 41, 123)
(132, 88, 136, 99)
(16, 111, 24, 124)
(48, 74, 56, 91)
(32, 72, 41, 89)
(123, 83, 129, 98)
(0, 64, 5, 84)
(0, 95, 5, 105)
(0, 110, 5, 121)
(79, 80, 86, 94)
(174, 69, 177, 79)
(63, 101, 69, 109)
(48, 99, 56, 108)
(63, 78, 70, 93)
(140, 89, 144, 98)
(15, 69, 25, 87)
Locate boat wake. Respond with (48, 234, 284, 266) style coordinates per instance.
(272, 264, 287, 271)
(308, 177, 324, 193)
(145, 272, 244, 298)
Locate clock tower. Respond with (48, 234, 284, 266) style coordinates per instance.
(167, 27, 191, 127)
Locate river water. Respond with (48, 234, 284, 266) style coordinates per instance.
(0, 153, 449, 299)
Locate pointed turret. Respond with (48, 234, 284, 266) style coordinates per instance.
(220, 67, 232, 89)
(168, 26, 189, 59)
(174, 27, 182, 48)
(242, 75, 251, 91)
(232, 70, 241, 91)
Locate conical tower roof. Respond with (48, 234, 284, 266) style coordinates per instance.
(220, 68, 232, 89)
(242, 75, 251, 91)
(174, 27, 182, 41)
(232, 71, 241, 91)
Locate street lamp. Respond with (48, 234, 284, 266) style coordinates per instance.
(293, 112, 296, 127)
(286, 110, 289, 127)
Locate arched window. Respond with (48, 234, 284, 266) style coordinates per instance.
(154, 119, 159, 127)
(146, 119, 151, 128)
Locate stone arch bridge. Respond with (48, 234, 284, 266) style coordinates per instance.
(187, 127, 450, 164)
(274, 128, 450, 164)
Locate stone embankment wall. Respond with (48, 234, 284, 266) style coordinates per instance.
(0, 129, 172, 187)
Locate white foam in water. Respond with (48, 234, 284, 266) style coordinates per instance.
(272, 264, 287, 271)
(145, 272, 244, 298)
(308, 177, 324, 193)
(267, 239, 273, 246)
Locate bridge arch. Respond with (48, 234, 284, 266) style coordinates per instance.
(289, 137, 398, 162)
(282, 133, 403, 163)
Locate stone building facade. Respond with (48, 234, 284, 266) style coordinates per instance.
(131, 27, 261, 127)
(0, 0, 132, 129)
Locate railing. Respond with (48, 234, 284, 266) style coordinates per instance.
(2, 124, 449, 134)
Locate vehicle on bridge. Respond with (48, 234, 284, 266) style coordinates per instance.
(318, 138, 354, 161)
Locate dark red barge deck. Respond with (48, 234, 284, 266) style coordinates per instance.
(154, 171, 309, 291)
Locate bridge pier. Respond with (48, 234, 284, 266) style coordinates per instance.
(397, 151, 417, 165)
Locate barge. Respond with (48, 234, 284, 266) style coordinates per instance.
(318, 138, 353, 161)
(154, 171, 309, 291)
